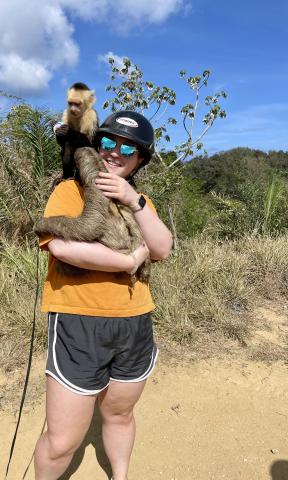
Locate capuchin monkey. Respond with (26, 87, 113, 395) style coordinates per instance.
(54, 82, 99, 179)
(34, 147, 150, 283)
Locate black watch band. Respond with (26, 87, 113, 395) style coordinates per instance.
(130, 194, 146, 213)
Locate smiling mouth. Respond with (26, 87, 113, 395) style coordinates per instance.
(105, 159, 123, 167)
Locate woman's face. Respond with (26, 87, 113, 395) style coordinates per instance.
(99, 134, 144, 178)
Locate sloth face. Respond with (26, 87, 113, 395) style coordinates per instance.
(99, 134, 143, 178)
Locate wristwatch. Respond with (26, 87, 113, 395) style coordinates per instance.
(130, 195, 146, 213)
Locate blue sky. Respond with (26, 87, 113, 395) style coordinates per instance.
(0, 0, 287, 155)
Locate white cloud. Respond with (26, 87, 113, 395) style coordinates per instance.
(98, 52, 128, 70)
(114, 0, 183, 25)
(0, 54, 52, 94)
(57, 0, 109, 21)
(59, 0, 184, 25)
(0, 0, 188, 95)
(0, 0, 78, 95)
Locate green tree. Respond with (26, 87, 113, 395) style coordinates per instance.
(0, 104, 60, 180)
(186, 148, 288, 237)
(102, 56, 227, 243)
(0, 104, 61, 242)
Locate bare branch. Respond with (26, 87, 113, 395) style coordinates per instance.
(182, 113, 190, 136)
(149, 102, 162, 122)
(153, 103, 170, 124)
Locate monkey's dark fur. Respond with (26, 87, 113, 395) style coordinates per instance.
(34, 147, 150, 282)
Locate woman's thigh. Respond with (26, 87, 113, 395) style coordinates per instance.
(46, 376, 96, 448)
(98, 380, 146, 417)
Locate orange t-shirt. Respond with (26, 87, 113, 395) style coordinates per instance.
(40, 180, 156, 317)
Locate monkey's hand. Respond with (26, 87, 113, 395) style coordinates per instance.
(55, 123, 69, 136)
(55, 124, 69, 147)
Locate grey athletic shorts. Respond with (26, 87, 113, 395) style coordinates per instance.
(46, 312, 158, 395)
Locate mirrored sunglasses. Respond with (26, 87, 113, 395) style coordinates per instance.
(100, 136, 138, 158)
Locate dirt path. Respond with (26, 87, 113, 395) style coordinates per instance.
(1, 353, 288, 480)
(1, 304, 288, 480)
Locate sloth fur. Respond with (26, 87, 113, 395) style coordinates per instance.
(34, 147, 150, 283)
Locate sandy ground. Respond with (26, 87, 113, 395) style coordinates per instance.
(1, 305, 288, 480)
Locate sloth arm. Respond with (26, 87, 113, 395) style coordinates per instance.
(39, 180, 149, 272)
(47, 238, 148, 273)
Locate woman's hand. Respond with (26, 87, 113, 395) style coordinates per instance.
(96, 172, 173, 261)
(48, 238, 150, 274)
(95, 172, 139, 206)
(126, 242, 150, 274)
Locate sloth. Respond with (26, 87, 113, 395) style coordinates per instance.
(34, 147, 150, 283)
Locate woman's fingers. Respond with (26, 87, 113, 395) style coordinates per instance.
(99, 192, 120, 198)
(95, 174, 138, 206)
(96, 179, 122, 192)
(97, 172, 117, 179)
(132, 242, 149, 268)
(96, 185, 119, 192)
(96, 175, 123, 188)
(96, 178, 119, 186)
(96, 177, 128, 196)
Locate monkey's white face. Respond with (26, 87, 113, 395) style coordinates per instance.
(68, 100, 86, 118)
(99, 135, 143, 178)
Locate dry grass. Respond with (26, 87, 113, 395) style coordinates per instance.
(0, 241, 47, 372)
(1, 234, 288, 373)
(151, 235, 288, 350)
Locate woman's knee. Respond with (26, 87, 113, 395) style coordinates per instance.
(44, 431, 81, 460)
(100, 405, 134, 425)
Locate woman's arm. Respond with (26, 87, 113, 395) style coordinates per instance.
(48, 238, 149, 273)
(130, 204, 173, 260)
(95, 172, 173, 260)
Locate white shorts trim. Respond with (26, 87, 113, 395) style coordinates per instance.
(49, 313, 109, 395)
(45, 370, 108, 396)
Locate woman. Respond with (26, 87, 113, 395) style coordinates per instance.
(34, 110, 173, 480)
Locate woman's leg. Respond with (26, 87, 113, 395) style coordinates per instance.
(98, 380, 146, 480)
(34, 376, 96, 480)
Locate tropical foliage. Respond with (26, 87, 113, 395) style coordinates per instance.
(1, 62, 288, 370)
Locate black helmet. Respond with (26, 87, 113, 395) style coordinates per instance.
(94, 110, 154, 166)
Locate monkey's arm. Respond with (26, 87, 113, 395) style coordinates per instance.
(47, 238, 148, 273)
(55, 126, 91, 149)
